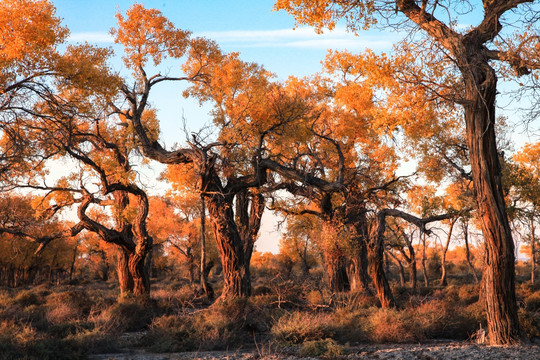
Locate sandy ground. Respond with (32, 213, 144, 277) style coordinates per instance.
(90, 341, 540, 359)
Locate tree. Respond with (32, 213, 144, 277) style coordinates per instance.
(0, 193, 78, 286)
(111, 4, 281, 298)
(509, 143, 540, 284)
(275, 0, 540, 344)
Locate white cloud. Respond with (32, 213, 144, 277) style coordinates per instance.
(67, 27, 392, 51)
(198, 27, 392, 50)
(68, 32, 114, 44)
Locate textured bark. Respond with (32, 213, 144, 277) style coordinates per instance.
(368, 213, 396, 308)
(349, 215, 371, 293)
(130, 191, 153, 296)
(117, 249, 134, 295)
(325, 253, 350, 293)
(462, 62, 520, 344)
(349, 255, 371, 292)
(128, 252, 150, 296)
(199, 196, 214, 298)
(205, 190, 250, 299)
(236, 190, 265, 294)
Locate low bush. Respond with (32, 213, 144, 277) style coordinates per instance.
(524, 290, 540, 311)
(299, 338, 345, 357)
(271, 311, 336, 344)
(93, 298, 154, 333)
(518, 308, 540, 339)
(367, 308, 416, 343)
(142, 298, 273, 352)
(46, 290, 93, 324)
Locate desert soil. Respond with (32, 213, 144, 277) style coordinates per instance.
(90, 341, 540, 359)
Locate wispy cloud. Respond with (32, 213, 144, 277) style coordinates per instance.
(199, 27, 392, 50)
(68, 32, 114, 44)
(67, 27, 392, 51)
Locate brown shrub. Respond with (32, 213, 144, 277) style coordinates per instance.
(46, 290, 93, 324)
(524, 290, 540, 311)
(518, 308, 540, 339)
(92, 298, 154, 333)
(367, 308, 416, 343)
(271, 311, 336, 344)
(299, 338, 345, 357)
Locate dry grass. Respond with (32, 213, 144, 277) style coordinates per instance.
(0, 276, 537, 358)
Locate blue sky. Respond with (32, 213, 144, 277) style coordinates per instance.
(55, 0, 393, 79)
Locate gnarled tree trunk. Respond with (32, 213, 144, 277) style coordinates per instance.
(368, 212, 395, 308)
(205, 192, 251, 298)
(117, 249, 134, 295)
(462, 57, 520, 344)
(325, 253, 350, 293)
(349, 214, 371, 293)
(199, 195, 214, 298)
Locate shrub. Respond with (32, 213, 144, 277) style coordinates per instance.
(299, 338, 344, 357)
(413, 298, 476, 339)
(13, 290, 43, 307)
(367, 308, 416, 343)
(518, 308, 540, 339)
(457, 284, 480, 305)
(140, 314, 197, 352)
(142, 298, 273, 352)
(524, 290, 540, 311)
(93, 298, 153, 333)
(271, 311, 335, 344)
(46, 290, 93, 324)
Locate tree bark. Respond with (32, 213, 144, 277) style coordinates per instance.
(199, 195, 214, 298)
(462, 58, 520, 344)
(325, 253, 350, 293)
(205, 192, 251, 299)
(395, 0, 523, 344)
(117, 249, 134, 295)
(128, 252, 150, 296)
(368, 212, 396, 308)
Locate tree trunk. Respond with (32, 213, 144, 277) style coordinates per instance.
(128, 251, 150, 296)
(117, 249, 134, 295)
(349, 255, 371, 293)
(405, 239, 417, 290)
(388, 251, 406, 286)
(440, 218, 456, 286)
(325, 253, 350, 293)
(237, 190, 265, 296)
(205, 193, 251, 299)
(462, 59, 520, 344)
(368, 213, 395, 308)
(199, 195, 214, 298)
(69, 245, 78, 281)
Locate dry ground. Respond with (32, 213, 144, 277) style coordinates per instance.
(90, 341, 540, 359)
